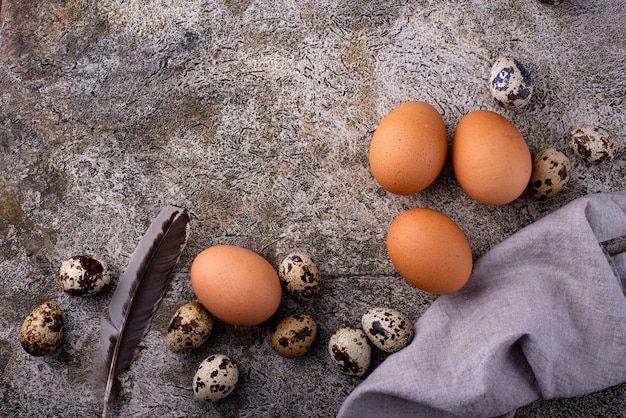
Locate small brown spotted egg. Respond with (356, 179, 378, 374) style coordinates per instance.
(19, 301, 64, 356)
(530, 148, 572, 201)
(278, 252, 322, 304)
(166, 302, 213, 352)
(489, 56, 533, 110)
(58, 255, 112, 296)
(193, 354, 239, 402)
(361, 307, 414, 353)
(568, 125, 619, 164)
(328, 327, 371, 377)
(271, 313, 318, 358)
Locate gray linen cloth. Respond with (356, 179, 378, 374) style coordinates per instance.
(338, 190, 626, 418)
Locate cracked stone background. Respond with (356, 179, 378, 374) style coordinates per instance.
(1, 0, 625, 417)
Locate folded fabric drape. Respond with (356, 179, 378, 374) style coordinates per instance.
(338, 190, 626, 418)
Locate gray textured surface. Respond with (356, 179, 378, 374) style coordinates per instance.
(0, 1, 624, 417)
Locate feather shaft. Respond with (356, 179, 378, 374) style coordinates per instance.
(99, 206, 190, 417)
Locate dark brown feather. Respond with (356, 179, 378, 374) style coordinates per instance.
(99, 206, 190, 417)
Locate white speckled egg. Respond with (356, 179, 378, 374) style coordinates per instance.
(278, 252, 322, 304)
(166, 302, 213, 352)
(271, 313, 318, 358)
(193, 354, 239, 402)
(489, 56, 533, 109)
(361, 307, 414, 353)
(568, 125, 618, 164)
(20, 301, 64, 356)
(530, 148, 572, 200)
(58, 255, 112, 296)
(328, 327, 371, 377)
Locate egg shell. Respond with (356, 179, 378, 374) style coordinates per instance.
(20, 301, 64, 356)
(271, 313, 318, 358)
(166, 302, 214, 352)
(369, 101, 448, 195)
(386, 208, 473, 294)
(190, 245, 282, 327)
(568, 125, 618, 164)
(452, 110, 532, 205)
(193, 354, 239, 402)
(328, 327, 371, 377)
(530, 148, 571, 201)
(489, 56, 533, 110)
(278, 252, 322, 304)
(58, 255, 112, 296)
(361, 307, 414, 353)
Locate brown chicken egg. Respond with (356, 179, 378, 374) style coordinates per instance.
(369, 101, 448, 195)
(386, 208, 473, 294)
(190, 245, 282, 326)
(452, 110, 532, 205)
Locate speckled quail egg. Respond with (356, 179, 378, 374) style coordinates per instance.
(328, 327, 371, 377)
(271, 313, 318, 358)
(568, 125, 619, 164)
(20, 301, 64, 356)
(361, 307, 414, 353)
(166, 302, 213, 352)
(489, 56, 533, 110)
(278, 252, 322, 304)
(58, 255, 112, 296)
(530, 148, 572, 201)
(193, 354, 239, 402)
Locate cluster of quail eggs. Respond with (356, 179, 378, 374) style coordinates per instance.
(488, 55, 619, 202)
(163, 302, 230, 401)
(270, 251, 322, 358)
(175, 250, 415, 403)
(19, 255, 111, 357)
(163, 301, 244, 403)
(328, 307, 414, 377)
(275, 252, 415, 377)
(167, 250, 324, 403)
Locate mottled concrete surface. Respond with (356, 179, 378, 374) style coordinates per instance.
(1, 1, 625, 417)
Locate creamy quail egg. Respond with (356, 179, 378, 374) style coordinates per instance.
(489, 56, 533, 110)
(278, 252, 322, 304)
(193, 354, 239, 402)
(20, 301, 64, 356)
(361, 307, 414, 353)
(166, 302, 213, 352)
(530, 148, 571, 200)
(328, 327, 371, 377)
(568, 125, 618, 164)
(58, 255, 112, 296)
(271, 313, 317, 358)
